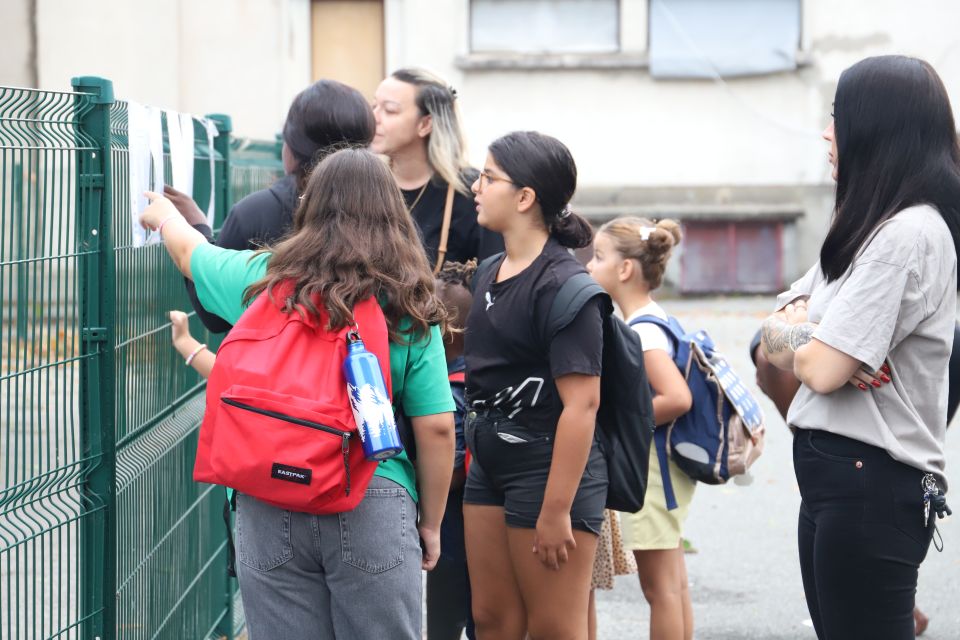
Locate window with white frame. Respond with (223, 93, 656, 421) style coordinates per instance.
(470, 0, 620, 54)
(648, 0, 802, 78)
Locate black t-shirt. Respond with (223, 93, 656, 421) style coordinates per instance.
(402, 171, 504, 266)
(464, 238, 604, 433)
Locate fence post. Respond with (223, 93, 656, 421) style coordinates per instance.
(206, 113, 232, 230)
(71, 75, 117, 640)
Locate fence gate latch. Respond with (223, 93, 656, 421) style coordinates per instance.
(82, 327, 108, 343)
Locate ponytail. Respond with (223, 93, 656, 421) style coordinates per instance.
(550, 208, 594, 248)
(489, 131, 592, 247)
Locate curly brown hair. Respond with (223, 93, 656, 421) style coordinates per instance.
(436, 259, 477, 290)
(598, 217, 682, 290)
(244, 148, 446, 342)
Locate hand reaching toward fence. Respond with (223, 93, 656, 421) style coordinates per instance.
(163, 184, 208, 226)
(139, 191, 207, 279)
(169, 310, 214, 378)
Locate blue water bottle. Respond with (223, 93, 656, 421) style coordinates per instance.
(343, 330, 403, 460)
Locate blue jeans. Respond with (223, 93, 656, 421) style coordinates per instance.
(235, 476, 422, 639)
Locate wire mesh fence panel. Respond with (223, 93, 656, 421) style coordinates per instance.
(109, 100, 233, 640)
(2, 76, 283, 640)
(0, 86, 97, 640)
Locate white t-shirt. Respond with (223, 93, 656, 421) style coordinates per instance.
(625, 301, 674, 357)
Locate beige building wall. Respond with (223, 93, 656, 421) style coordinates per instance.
(8, 0, 313, 139)
(0, 0, 36, 87)
(383, 0, 960, 283)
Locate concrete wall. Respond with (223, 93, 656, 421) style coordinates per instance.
(383, 0, 960, 282)
(7, 0, 312, 139)
(0, 0, 36, 87)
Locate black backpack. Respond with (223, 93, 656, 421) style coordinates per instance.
(474, 255, 655, 513)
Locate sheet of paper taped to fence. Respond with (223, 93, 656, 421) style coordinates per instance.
(166, 111, 194, 199)
(128, 101, 165, 247)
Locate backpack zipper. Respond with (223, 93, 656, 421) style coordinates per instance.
(222, 397, 352, 495)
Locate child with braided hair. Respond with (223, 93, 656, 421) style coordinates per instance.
(428, 260, 478, 640)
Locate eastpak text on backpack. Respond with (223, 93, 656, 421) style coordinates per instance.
(629, 315, 765, 509)
(194, 282, 390, 514)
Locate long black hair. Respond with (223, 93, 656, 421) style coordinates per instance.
(820, 55, 960, 283)
(282, 80, 376, 192)
(488, 131, 594, 249)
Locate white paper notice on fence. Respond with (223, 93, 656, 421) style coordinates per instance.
(128, 101, 166, 247)
(202, 118, 219, 227)
(166, 111, 194, 198)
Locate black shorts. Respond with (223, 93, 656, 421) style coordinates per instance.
(463, 409, 607, 535)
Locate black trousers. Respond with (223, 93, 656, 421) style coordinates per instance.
(794, 429, 935, 640)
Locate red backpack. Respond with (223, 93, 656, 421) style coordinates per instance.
(193, 283, 391, 514)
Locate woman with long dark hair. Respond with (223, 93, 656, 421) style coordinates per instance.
(761, 55, 959, 639)
(462, 131, 603, 639)
(140, 148, 455, 639)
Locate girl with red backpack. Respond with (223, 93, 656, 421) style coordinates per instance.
(139, 148, 456, 640)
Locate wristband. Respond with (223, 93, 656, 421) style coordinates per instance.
(185, 343, 208, 367)
(156, 215, 180, 235)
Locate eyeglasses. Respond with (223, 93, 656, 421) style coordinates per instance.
(477, 170, 520, 191)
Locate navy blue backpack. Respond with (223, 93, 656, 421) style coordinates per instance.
(629, 315, 765, 509)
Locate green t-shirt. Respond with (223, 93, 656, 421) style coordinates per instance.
(191, 243, 454, 501)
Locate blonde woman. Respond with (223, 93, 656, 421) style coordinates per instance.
(371, 69, 502, 269)
(587, 218, 694, 640)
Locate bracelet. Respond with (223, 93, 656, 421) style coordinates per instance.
(185, 343, 208, 367)
(156, 215, 180, 235)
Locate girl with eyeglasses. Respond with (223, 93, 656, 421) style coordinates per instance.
(462, 131, 604, 639)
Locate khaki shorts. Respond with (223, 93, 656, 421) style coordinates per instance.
(622, 446, 696, 550)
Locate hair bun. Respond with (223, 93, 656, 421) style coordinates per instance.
(655, 219, 683, 245)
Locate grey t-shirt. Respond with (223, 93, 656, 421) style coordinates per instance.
(777, 204, 956, 486)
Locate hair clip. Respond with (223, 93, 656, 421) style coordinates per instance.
(559, 206, 572, 219)
(639, 226, 656, 241)
(448, 86, 458, 100)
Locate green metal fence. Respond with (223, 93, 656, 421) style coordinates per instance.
(1, 76, 283, 640)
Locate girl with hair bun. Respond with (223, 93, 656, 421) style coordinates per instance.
(371, 69, 503, 271)
(587, 217, 696, 640)
(463, 131, 605, 638)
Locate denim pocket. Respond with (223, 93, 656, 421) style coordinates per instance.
(889, 470, 936, 552)
(494, 420, 551, 446)
(806, 431, 865, 463)
(339, 483, 408, 573)
(795, 432, 865, 509)
(585, 444, 608, 482)
(235, 493, 293, 572)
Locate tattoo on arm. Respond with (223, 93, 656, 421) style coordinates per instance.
(787, 323, 816, 352)
(762, 315, 816, 354)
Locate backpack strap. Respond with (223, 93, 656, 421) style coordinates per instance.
(629, 314, 682, 511)
(545, 272, 610, 339)
(627, 314, 683, 350)
(471, 252, 504, 294)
